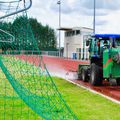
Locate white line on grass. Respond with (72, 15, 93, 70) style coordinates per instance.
(65, 79, 120, 105)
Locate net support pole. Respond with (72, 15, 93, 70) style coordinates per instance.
(0, 0, 32, 20)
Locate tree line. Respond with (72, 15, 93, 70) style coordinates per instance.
(0, 16, 57, 52)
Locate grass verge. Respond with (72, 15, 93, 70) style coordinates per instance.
(54, 77, 120, 120)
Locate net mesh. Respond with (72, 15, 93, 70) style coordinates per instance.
(0, 0, 78, 120)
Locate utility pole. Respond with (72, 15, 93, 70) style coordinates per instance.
(93, 0, 96, 35)
(57, 0, 61, 57)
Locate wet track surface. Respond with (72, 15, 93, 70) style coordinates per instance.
(16, 55, 120, 102)
(71, 80, 120, 101)
(42, 56, 120, 102)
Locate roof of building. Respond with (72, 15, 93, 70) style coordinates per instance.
(57, 27, 72, 31)
(57, 27, 93, 31)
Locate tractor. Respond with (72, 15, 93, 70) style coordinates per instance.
(78, 34, 120, 86)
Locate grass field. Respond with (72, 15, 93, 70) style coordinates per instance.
(0, 56, 120, 120)
(0, 77, 120, 120)
(54, 77, 120, 120)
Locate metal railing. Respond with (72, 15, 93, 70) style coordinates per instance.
(0, 50, 89, 60)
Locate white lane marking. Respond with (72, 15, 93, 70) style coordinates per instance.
(65, 79, 120, 105)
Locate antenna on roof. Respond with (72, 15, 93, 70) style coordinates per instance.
(93, 0, 96, 35)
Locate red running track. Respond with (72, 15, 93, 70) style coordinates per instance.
(42, 56, 89, 73)
(42, 56, 120, 102)
(16, 55, 120, 102)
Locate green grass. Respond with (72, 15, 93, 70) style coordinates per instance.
(54, 77, 120, 120)
(0, 71, 42, 120)
(0, 74, 120, 120)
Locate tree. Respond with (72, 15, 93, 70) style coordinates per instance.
(0, 16, 57, 52)
(29, 18, 57, 50)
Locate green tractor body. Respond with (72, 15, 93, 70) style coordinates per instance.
(78, 34, 120, 86)
(103, 48, 120, 78)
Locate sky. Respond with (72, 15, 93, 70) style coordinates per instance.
(2, 0, 120, 47)
(28, 0, 120, 33)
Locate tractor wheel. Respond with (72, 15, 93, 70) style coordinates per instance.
(116, 79, 120, 86)
(81, 69, 88, 82)
(109, 79, 117, 86)
(90, 63, 103, 86)
(78, 73, 82, 80)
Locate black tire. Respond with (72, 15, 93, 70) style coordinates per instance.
(81, 69, 88, 82)
(78, 73, 82, 80)
(116, 79, 120, 86)
(90, 63, 103, 86)
(110, 78, 120, 86)
(109, 79, 117, 86)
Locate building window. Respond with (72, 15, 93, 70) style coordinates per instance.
(76, 48, 81, 52)
(72, 31, 75, 36)
(65, 32, 67, 37)
(65, 30, 76, 37)
(76, 30, 80, 35)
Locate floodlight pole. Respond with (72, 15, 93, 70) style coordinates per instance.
(93, 0, 96, 35)
(57, 0, 61, 57)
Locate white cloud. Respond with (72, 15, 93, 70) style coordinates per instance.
(0, 11, 5, 17)
(28, 0, 120, 46)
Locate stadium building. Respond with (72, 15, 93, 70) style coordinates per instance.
(59, 27, 93, 60)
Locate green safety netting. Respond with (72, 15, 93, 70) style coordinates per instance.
(0, 0, 78, 120)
